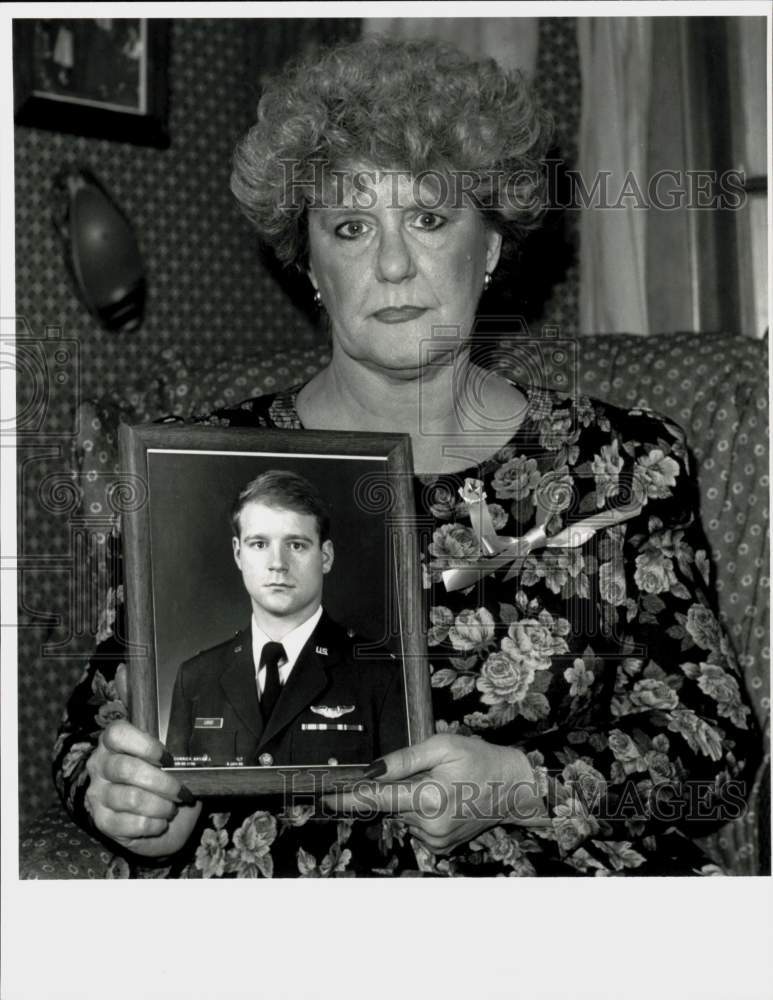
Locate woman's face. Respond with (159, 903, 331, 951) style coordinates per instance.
(307, 168, 502, 377)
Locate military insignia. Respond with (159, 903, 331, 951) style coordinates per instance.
(315, 645, 328, 656)
(233, 645, 243, 653)
(194, 717, 224, 729)
(302, 722, 364, 732)
(310, 704, 355, 719)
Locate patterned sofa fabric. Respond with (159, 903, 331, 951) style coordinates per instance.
(19, 802, 115, 879)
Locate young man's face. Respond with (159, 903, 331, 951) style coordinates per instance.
(232, 501, 334, 630)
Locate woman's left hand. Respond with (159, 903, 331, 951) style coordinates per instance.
(323, 734, 549, 853)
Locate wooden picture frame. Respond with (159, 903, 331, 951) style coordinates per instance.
(12, 18, 170, 149)
(118, 423, 432, 797)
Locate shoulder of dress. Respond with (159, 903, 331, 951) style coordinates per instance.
(564, 389, 687, 446)
(208, 386, 306, 429)
(202, 393, 281, 428)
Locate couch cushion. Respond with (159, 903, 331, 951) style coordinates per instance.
(19, 802, 113, 879)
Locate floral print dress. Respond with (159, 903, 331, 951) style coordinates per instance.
(53, 383, 761, 877)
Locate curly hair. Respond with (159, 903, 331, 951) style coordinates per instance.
(231, 35, 553, 272)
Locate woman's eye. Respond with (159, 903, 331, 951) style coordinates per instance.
(335, 220, 368, 240)
(414, 213, 446, 231)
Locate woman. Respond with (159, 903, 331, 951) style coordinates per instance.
(54, 36, 759, 877)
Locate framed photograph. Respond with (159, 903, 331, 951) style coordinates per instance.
(118, 423, 432, 796)
(12, 18, 170, 148)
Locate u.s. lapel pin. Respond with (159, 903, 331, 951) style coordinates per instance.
(315, 645, 328, 656)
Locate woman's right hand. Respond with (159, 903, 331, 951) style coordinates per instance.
(84, 665, 202, 859)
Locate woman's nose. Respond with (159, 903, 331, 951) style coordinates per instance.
(375, 225, 415, 283)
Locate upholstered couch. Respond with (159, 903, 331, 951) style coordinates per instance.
(19, 329, 770, 877)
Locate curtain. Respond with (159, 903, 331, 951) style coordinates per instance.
(577, 18, 653, 334)
(361, 17, 539, 77)
(243, 18, 361, 119)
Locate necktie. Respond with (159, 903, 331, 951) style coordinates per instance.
(259, 641, 286, 723)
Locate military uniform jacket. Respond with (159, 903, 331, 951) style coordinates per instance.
(164, 611, 406, 767)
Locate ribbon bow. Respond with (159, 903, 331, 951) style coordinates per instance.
(440, 478, 643, 593)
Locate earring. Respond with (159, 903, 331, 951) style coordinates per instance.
(313, 289, 322, 306)
(483, 272, 492, 290)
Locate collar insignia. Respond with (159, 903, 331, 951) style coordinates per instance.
(315, 645, 328, 656)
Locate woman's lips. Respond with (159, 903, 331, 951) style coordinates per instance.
(371, 306, 428, 324)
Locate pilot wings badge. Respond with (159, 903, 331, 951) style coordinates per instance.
(310, 704, 355, 719)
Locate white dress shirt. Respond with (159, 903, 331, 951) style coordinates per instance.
(251, 606, 323, 700)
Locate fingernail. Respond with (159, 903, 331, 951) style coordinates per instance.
(160, 749, 175, 768)
(177, 784, 196, 807)
(361, 758, 387, 779)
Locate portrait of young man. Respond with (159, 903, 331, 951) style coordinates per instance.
(164, 469, 407, 768)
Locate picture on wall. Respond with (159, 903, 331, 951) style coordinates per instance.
(12, 18, 170, 147)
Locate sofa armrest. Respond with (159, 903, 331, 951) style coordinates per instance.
(19, 802, 113, 879)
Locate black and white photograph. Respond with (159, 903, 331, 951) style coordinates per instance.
(2, 4, 770, 1000)
(118, 422, 428, 794)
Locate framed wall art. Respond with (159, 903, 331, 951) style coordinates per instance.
(13, 18, 171, 148)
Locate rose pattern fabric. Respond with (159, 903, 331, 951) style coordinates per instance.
(52, 384, 762, 877)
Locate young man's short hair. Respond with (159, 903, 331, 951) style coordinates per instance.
(230, 469, 331, 543)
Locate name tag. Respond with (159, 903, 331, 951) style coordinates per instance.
(301, 723, 365, 732)
(194, 717, 223, 729)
